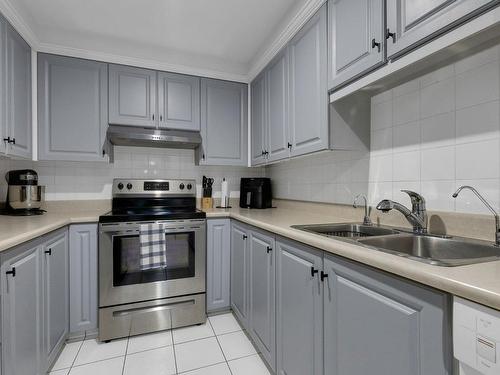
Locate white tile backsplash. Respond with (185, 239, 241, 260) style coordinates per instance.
(268, 44, 500, 214)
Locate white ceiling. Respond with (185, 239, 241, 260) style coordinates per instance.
(6, 0, 313, 80)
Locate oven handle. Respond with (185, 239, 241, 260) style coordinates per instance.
(112, 299, 195, 317)
(100, 225, 205, 235)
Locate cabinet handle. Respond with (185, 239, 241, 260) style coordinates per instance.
(3, 137, 10, 143)
(261, 150, 265, 156)
(102, 149, 106, 157)
(152, 114, 155, 121)
(10, 138, 15, 145)
(320, 271, 328, 282)
(44, 248, 52, 255)
(311, 267, 319, 277)
(242, 234, 248, 240)
(386, 28, 396, 43)
(371, 38, 381, 53)
(202, 153, 205, 160)
(6, 267, 15, 277)
(287, 142, 292, 149)
(160, 115, 163, 122)
(266, 246, 272, 253)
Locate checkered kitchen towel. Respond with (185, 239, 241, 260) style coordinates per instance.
(139, 223, 167, 270)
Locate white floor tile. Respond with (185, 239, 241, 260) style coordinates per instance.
(228, 354, 271, 375)
(173, 321, 214, 344)
(123, 346, 176, 375)
(51, 341, 83, 370)
(208, 313, 241, 335)
(179, 362, 232, 375)
(127, 329, 172, 354)
(69, 357, 124, 375)
(174, 337, 225, 373)
(49, 369, 70, 375)
(74, 338, 127, 366)
(217, 331, 257, 360)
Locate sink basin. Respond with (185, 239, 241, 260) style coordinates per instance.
(358, 235, 500, 266)
(292, 223, 400, 239)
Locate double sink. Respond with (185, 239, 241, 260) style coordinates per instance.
(292, 223, 500, 267)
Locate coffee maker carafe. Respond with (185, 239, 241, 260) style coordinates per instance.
(3, 170, 45, 215)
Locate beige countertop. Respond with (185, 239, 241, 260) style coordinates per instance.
(1, 199, 499, 311)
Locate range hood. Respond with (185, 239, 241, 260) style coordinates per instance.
(106, 125, 202, 149)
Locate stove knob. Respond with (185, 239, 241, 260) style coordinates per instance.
(117, 183, 124, 190)
(179, 183, 185, 190)
(127, 183, 133, 190)
(187, 183, 192, 190)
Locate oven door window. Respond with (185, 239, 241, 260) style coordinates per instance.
(112, 231, 195, 287)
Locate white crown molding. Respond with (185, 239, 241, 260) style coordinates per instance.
(0, 0, 39, 47)
(247, 0, 326, 82)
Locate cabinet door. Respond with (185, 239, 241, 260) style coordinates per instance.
(0, 15, 6, 154)
(200, 79, 248, 166)
(158, 72, 200, 131)
(276, 239, 323, 375)
(386, 0, 495, 58)
(250, 72, 267, 166)
(69, 224, 98, 336)
(289, 4, 328, 157)
(108, 64, 157, 127)
(6, 24, 31, 159)
(249, 228, 275, 370)
(38, 54, 108, 161)
(328, 0, 385, 89)
(230, 223, 249, 327)
(267, 49, 290, 162)
(323, 254, 452, 375)
(43, 230, 68, 367)
(2, 245, 42, 375)
(207, 219, 231, 312)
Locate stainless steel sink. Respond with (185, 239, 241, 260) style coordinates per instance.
(358, 235, 500, 266)
(292, 223, 400, 238)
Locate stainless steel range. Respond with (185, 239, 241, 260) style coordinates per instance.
(98, 179, 206, 341)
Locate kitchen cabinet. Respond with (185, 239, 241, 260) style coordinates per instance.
(158, 72, 200, 131)
(276, 238, 323, 375)
(69, 224, 98, 338)
(328, 0, 385, 90)
(230, 222, 250, 327)
(4, 22, 31, 159)
(38, 54, 108, 162)
(323, 253, 452, 375)
(42, 230, 68, 368)
(207, 219, 231, 312)
(108, 64, 157, 127)
(386, 0, 496, 58)
(248, 228, 276, 370)
(199, 78, 248, 166)
(250, 72, 267, 166)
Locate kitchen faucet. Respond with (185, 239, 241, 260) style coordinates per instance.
(353, 194, 372, 226)
(376, 190, 428, 234)
(452, 185, 500, 247)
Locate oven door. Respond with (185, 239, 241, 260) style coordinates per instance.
(99, 219, 206, 307)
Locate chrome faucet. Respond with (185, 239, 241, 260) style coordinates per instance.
(376, 190, 428, 234)
(353, 194, 372, 226)
(452, 185, 500, 247)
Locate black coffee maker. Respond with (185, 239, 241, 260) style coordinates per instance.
(2, 170, 46, 216)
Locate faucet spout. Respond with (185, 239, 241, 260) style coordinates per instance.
(376, 191, 428, 234)
(353, 194, 372, 226)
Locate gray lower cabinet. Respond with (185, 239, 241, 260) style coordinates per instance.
(108, 64, 157, 127)
(250, 72, 267, 166)
(230, 222, 250, 327)
(386, 0, 497, 58)
(199, 78, 248, 166)
(276, 238, 323, 375)
(248, 228, 275, 370)
(207, 219, 231, 312)
(38, 54, 108, 161)
(158, 72, 200, 131)
(69, 224, 98, 338)
(328, 0, 385, 90)
(323, 253, 452, 375)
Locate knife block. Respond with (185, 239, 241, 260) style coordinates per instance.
(201, 197, 213, 210)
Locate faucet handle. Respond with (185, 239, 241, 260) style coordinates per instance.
(401, 190, 426, 209)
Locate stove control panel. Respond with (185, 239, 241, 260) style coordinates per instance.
(112, 179, 196, 196)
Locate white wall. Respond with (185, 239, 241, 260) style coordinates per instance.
(0, 147, 264, 201)
(268, 44, 500, 215)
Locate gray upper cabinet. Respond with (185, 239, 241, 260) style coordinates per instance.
(42, 230, 68, 367)
(38, 54, 108, 162)
(323, 253, 452, 375)
(288, 3, 328, 157)
(69, 224, 98, 337)
(267, 49, 290, 162)
(249, 228, 276, 370)
(328, 0, 385, 90)
(230, 222, 250, 327)
(250, 72, 267, 166)
(5, 23, 31, 159)
(199, 78, 248, 166)
(158, 72, 200, 131)
(386, 0, 496, 58)
(0, 15, 6, 155)
(276, 238, 323, 375)
(207, 219, 231, 312)
(109, 64, 157, 127)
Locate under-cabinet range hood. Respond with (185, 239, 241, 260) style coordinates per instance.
(106, 125, 202, 149)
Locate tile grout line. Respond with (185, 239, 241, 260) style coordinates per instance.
(121, 336, 130, 375)
(170, 328, 179, 375)
(208, 315, 235, 375)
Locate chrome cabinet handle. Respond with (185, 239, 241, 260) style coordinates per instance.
(371, 38, 381, 52)
(386, 28, 396, 43)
